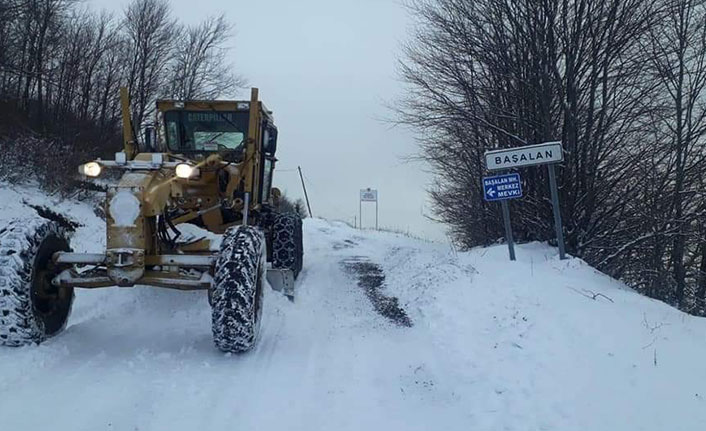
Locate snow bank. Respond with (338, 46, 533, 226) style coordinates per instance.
(335, 221, 706, 431)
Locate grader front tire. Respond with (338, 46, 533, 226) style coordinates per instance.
(0, 219, 74, 346)
(210, 226, 267, 353)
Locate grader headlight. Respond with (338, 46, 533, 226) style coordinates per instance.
(80, 161, 102, 177)
(175, 163, 199, 179)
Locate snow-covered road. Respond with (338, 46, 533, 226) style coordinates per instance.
(1, 185, 706, 431)
(0, 189, 465, 431)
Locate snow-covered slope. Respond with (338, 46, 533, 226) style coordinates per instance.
(1, 184, 705, 431)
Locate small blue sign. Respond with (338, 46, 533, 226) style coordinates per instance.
(483, 173, 523, 201)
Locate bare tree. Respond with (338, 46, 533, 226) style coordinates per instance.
(123, 0, 176, 129)
(397, 0, 706, 315)
(166, 14, 244, 100)
(0, 0, 246, 192)
(645, 0, 706, 308)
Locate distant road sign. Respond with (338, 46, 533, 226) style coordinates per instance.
(360, 188, 378, 202)
(485, 141, 563, 171)
(483, 173, 523, 201)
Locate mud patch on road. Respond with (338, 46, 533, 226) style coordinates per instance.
(341, 257, 413, 327)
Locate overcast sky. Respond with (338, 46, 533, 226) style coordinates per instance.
(95, 0, 447, 241)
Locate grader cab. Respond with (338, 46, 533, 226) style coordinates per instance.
(0, 88, 303, 353)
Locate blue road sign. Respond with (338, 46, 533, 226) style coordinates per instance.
(483, 173, 523, 201)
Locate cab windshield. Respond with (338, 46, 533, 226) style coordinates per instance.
(164, 110, 249, 153)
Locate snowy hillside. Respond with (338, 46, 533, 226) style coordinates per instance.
(1, 184, 705, 431)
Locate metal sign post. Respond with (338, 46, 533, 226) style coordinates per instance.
(359, 188, 378, 230)
(547, 164, 566, 260)
(484, 141, 567, 260)
(483, 173, 523, 261)
(500, 200, 516, 261)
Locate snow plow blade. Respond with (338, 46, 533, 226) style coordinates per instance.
(267, 268, 295, 300)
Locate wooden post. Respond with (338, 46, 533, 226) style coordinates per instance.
(298, 166, 313, 217)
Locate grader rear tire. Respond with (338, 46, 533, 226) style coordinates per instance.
(272, 212, 303, 279)
(0, 219, 74, 346)
(210, 225, 266, 353)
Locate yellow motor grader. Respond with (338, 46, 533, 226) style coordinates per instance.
(0, 88, 303, 353)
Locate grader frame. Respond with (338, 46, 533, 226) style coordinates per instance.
(51, 88, 294, 296)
